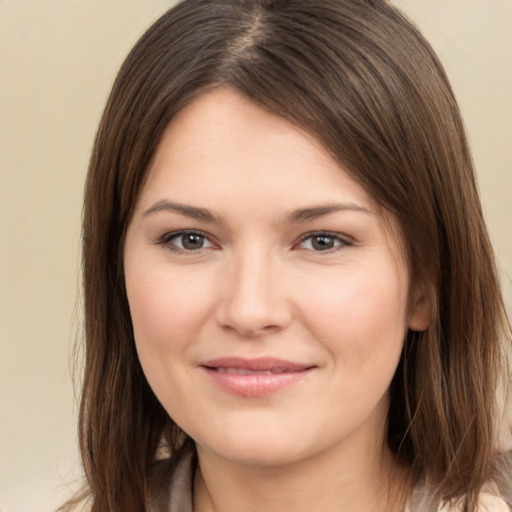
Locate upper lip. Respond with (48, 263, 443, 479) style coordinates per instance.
(200, 357, 314, 373)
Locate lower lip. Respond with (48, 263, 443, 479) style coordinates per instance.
(202, 367, 313, 397)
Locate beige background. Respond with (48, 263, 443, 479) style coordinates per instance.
(0, 1, 510, 511)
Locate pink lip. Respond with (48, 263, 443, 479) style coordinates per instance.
(200, 357, 315, 397)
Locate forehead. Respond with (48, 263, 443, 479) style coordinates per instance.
(140, 88, 377, 213)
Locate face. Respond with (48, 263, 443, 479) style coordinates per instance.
(124, 88, 426, 467)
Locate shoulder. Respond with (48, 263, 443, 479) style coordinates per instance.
(474, 492, 510, 512)
(438, 493, 510, 512)
(409, 485, 510, 512)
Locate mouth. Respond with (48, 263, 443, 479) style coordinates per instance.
(200, 357, 315, 397)
(213, 367, 292, 375)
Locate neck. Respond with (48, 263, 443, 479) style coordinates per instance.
(193, 435, 411, 512)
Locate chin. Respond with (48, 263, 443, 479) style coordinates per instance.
(191, 418, 334, 468)
(201, 438, 311, 467)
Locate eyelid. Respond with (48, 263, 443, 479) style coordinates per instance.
(154, 229, 352, 254)
(294, 231, 353, 251)
(156, 229, 217, 253)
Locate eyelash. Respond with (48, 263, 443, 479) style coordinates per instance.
(156, 230, 352, 254)
(296, 231, 352, 252)
(156, 230, 216, 254)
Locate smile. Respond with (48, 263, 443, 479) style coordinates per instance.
(200, 357, 315, 397)
(214, 367, 290, 375)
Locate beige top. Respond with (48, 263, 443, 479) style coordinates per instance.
(406, 486, 509, 512)
(150, 443, 510, 512)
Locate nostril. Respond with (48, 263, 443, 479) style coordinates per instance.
(260, 324, 280, 333)
(221, 322, 282, 338)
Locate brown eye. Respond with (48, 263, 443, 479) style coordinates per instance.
(181, 233, 205, 250)
(298, 232, 350, 252)
(159, 230, 214, 252)
(311, 235, 336, 251)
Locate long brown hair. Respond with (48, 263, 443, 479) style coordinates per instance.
(65, 0, 512, 510)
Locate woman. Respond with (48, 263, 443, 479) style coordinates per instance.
(64, 0, 512, 510)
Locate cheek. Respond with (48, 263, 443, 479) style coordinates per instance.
(125, 263, 216, 375)
(298, 263, 409, 367)
(125, 266, 217, 417)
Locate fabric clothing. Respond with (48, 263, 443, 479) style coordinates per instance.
(150, 444, 510, 512)
(406, 486, 510, 512)
(149, 443, 195, 512)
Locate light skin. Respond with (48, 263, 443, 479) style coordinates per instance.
(124, 88, 428, 512)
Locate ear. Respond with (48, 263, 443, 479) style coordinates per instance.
(408, 280, 431, 332)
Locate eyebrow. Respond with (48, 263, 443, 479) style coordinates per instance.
(142, 200, 219, 222)
(142, 200, 372, 224)
(285, 203, 373, 223)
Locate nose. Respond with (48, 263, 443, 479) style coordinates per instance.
(215, 247, 293, 338)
